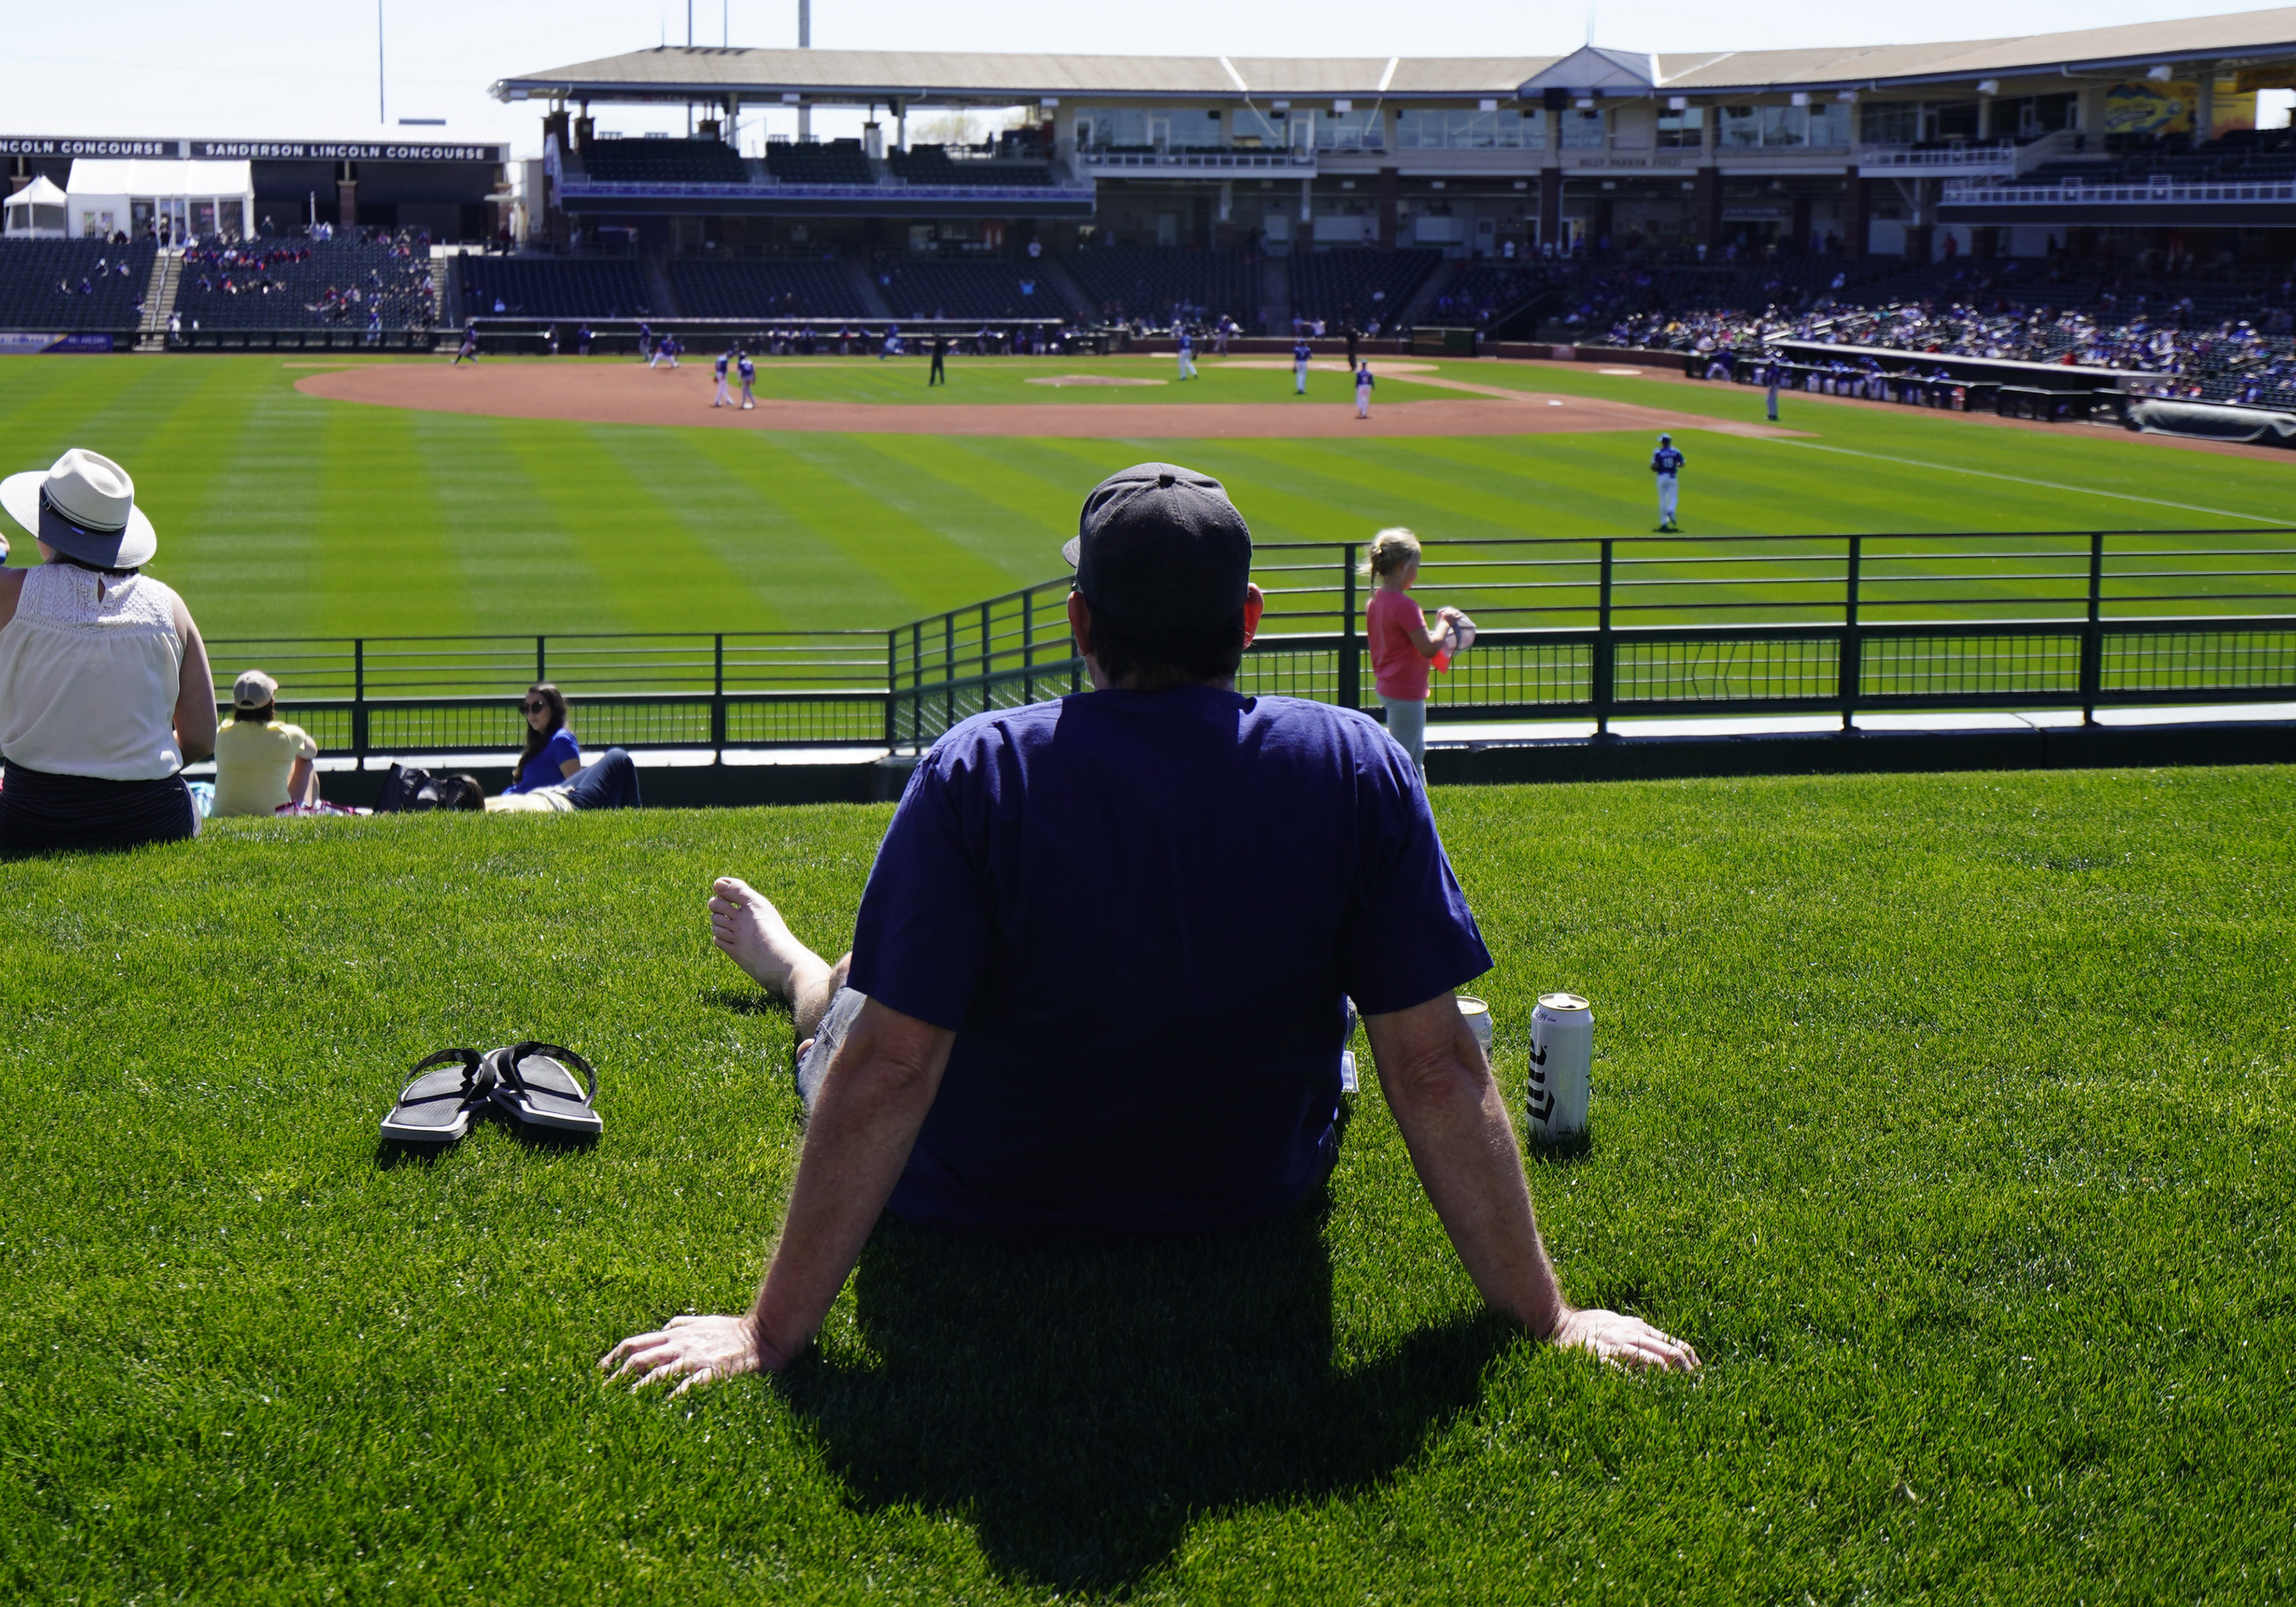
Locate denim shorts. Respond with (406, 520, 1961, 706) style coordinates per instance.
(794, 985, 867, 1110)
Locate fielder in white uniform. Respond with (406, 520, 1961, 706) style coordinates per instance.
(1355, 362, 1375, 419)
(1292, 338, 1313, 395)
(1176, 327, 1198, 380)
(712, 346, 735, 407)
(1651, 433, 1685, 531)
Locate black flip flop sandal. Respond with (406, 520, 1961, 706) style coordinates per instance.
(379, 1048, 494, 1144)
(485, 1041, 603, 1136)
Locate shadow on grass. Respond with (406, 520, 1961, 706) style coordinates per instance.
(775, 1201, 1517, 1594)
(700, 986, 788, 1018)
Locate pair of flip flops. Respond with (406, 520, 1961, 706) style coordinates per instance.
(379, 1042, 602, 1143)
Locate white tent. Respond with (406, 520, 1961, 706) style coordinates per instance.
(66, 158, 254, 241)
(3, 176, 69, 238)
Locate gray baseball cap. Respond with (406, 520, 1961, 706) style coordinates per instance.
(1061, 462, 1253, 628)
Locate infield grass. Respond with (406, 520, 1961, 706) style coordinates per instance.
(0, 354, 2288, 642)
(2, 767, 2291, 1603)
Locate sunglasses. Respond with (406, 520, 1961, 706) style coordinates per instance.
(522, 700, 550, 713)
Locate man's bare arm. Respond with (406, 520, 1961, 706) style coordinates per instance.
(601, 997, 953, 1393)
(1362, 992, 1698, 1372)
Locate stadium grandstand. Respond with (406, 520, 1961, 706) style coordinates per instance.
(0, 239, 153, 335)
(173, 235, 438, 332)
(6, 11, 2296, 355)
(669, 256, 867, 317)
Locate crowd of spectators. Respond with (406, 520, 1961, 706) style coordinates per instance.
(177, 230, 438, 332)
(1596, 256, 2296, 407)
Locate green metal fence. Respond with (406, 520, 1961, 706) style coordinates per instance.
(208, 531, 2296, 761)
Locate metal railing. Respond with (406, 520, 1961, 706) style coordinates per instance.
(1944, 176, 2296, 205)
(210, 532, 2296, 763)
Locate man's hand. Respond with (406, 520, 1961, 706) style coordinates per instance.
(1549, 1307, 1701, 1372)
(600, 1314, 788, 1395)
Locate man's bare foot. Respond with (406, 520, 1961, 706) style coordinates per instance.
(709, 877, 830, 1003)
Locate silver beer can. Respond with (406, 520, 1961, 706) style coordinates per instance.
(1527, 992, 1593, 1149)
(1456, 995, 1494, 1058)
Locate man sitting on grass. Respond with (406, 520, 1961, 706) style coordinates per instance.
(604, 463, 1698, 1392)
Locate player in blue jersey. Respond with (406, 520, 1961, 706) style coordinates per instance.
(1293, 337, 1313, 395)
(712, 344, 735, 407)
(1176, 325, 1197, 380)
(737, 349, 756, 409)
(1650, 433, 1685, 531)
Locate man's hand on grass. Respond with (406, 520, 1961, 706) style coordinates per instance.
(600, 1314, 790, 1395)
(1548, 1307, 1701, 1372)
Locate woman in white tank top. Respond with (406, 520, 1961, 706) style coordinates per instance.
(0, 450, 216, 856)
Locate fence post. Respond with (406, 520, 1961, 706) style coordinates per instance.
(711, 633, 726, 756)
(885, 629, 899, 752)
(2081, 530, 2105, 725)
(980, 600, 992, 717)
(1022, 588, 1035, 705)
(943, 611, 956, 737)
(535, 635, 546, 687)
(910, 620, 923, 749)
(352, 638, 367, 762)
(1593, 539, 1616, 736)
(1338, 543, 1360, 710)
(1840, 535, 1862, 733)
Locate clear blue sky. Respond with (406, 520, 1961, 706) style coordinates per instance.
(6, 0, 2281, 155)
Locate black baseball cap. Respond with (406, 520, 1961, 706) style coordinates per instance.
(1061, 462, 1252, 627)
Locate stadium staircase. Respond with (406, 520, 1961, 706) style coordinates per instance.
(643, 256, 682, 318)
(1397, 260, 1458, 328)
(844, 253, 895, 318)
(1037, 254, 1094, 323)
(1261, 257, 1292, 334)
(136, 250, 182, 350)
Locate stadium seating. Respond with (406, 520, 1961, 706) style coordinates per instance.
(874, 259, 1077, 319)
(578, 137, 749, 186)
(765, 140, 875, 186)
(1288, 249, 1440, 327)
(1059, 246, 1257, 323)
(669, 258, 867, 318)
(887, 145, 1056, 189)
(174, 238, 435, 331)
(0, 239, 154, 332)
(458, 257, 654, 319)
(1427, 262, 1568, 325)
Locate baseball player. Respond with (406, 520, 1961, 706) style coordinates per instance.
(712, 345, 735, 407)
(577, 323, 593, 356)
(1177, 325, 1197, 380)
(929, 334, 948, 386)
(452, 323, 479, 364)
(737, 348, 756, 409)
(637, 321, 654, 363)
(1765, 360, 1782, 422)
(1293, 336, 1313, 395)
(1354, 360, 1375, 420)
(1651, 433, 1686, 532)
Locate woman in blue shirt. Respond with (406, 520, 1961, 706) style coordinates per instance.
(506, 682, 581, 794)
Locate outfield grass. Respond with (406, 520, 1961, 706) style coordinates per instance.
(2, 770, 2290, 1601)
(0, 354, 2287, 643)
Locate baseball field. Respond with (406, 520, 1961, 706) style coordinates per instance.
(0, 351, 2288, 638)
(1, 350, 2292, 1603)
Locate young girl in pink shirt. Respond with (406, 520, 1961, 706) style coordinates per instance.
(1362, 528, 1461, 776)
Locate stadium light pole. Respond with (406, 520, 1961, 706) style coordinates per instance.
(377, 0, 386, 124)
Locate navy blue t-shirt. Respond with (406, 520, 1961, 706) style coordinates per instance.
(848, 687, 1492, 1240)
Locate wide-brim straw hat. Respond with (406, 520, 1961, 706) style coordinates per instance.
(0, 448, 158, 569)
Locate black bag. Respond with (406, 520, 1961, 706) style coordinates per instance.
(374, 765, 486, 814)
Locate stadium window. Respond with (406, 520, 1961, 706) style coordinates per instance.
(1656, 105, 1704, 147)
(1929, 101, 1980, 141)
(1561, 108, 1606, 149)
(1761, 105, 1808, 147)
(1804, 103, 1849, 147)
(1719, 106, 1762, 149)
(1860, 101, 1918, 145)
(1234, 107, 1285, 148)
(1316, 108, 1388, 150)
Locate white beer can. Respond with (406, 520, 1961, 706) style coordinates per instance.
(1456, 995, 1494, 1057)
(1527, 992, 1593, 1150)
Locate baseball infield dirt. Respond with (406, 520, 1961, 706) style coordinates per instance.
(293, 362, 1809, 441)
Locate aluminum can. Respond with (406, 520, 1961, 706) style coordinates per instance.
(1455, 994, 1494, 1057)
(1527, 992, 1593, 1148)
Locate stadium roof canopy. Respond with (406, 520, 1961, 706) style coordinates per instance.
(495, 6, 2296, 105)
